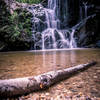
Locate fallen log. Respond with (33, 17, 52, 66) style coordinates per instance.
(0, 61, 96, 97)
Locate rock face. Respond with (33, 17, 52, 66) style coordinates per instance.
(27, 4, 47, 50)
(77, 0, 100, 48)
(59, 0, 80, 28)
(75, 15, 97, 48)
(28, 4, 47, 32)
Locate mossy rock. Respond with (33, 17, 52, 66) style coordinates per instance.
(0, 1, 33, 51)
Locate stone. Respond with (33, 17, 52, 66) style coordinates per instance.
(45, 93, 50, 96)
(86, 97, 92, 100)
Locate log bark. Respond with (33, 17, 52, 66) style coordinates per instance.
(0, 61, 96, 97)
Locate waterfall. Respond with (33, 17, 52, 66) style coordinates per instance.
(83, 2, 88, 18)
(28, 0, 96, 50)
(42, 34, 45, 50)
(69, 29, 77, 48)
(46, 0, 58, 28)
(41, 0, 77, 50)
(80, 1, 88, 21)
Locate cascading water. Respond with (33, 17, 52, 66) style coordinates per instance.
(45, 0, 59, 28)
(41, 0, 77, 50)
(83, 2, 88, 18)
(28, 0, 96, 50)
(69, 29, 77, 48)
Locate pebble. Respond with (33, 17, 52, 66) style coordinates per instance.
(69, 88, 77, 92)
(93, 76, 98, 78)
(86, 97, 92, 100)
(45, 93, 50, 96)
(77, 84, 83, 88)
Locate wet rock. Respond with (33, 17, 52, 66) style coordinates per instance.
(28, 4, 47, 33)
(69, 88, 77, 92)
(76, 15, 98, 48)
(77, 84, 83, 88)
(91, 91, 100, 98)
(0, 42, 6, 51)
(65, 96, 72, 99)
(93, 76, 98, 79)
(86, 97, 92, 100)
(45, 93, 50, 96)
(96, 40, 100, 48)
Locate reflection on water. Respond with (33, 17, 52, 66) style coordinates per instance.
(42, 51, 46, 69)
(52, 51, 57, 71)
(0, 49, 99, 79)
(60, 51, 66, 67)
(69, 50, 76, 66)
(42, 51, 57, 71)
(0, 49, 100, 99)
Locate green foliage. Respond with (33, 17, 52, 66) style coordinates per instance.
(16, 0, 41, 4)
(9, 10, 32, 41)
(0, 0, 33, 50)
(0, 7, 32, 42)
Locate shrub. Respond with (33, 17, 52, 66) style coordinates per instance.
(16, 0, 42, 4)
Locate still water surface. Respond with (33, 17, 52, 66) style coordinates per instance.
(0, 49, 100, 99)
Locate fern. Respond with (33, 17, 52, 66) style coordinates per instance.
(16, 0, 41, 4)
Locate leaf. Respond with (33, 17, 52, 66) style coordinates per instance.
(40, 83, 43, 89)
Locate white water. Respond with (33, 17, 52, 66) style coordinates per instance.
(42, 0, 77, 50)
(42, 34, 45, 50)
(69, 29, 77, 48)
(51, 29, 57, 49)
(83, 2, 88, 18)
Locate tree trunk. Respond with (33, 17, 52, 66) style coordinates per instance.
(0, 61, 96, 97)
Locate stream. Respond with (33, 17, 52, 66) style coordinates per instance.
(0, 49, 100, 99)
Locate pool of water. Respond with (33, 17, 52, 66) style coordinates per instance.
(0, 49, 100, 99)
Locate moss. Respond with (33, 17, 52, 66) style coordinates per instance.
(0, 1, 33, 51)
(16, 0, 42, 4)
(0, 8, 32, 40)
